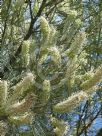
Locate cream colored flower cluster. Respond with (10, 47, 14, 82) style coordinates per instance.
(53, 91, 88, 113)
(40, 16, 56, 49)
(81, 65, 102, 90)
(0, 80, 7, 107)
(0, 73, 35, 133)
(8, 73, 34, 103)
(0, 121, 8, 136)
(41, 80, 51, 104)
(40, 16, 50, 42)
(48, 47, 61, 67)
(65, 32, 86, 59)
(22, 40, 31, 67)
(51, 116, 69, 136)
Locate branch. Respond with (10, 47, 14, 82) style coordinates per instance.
(1, 0, 12, 45)
(78, 107, 102, 136)
(24, 0, 47, 40)
(46, 0, 63, 7)
(28, 0, 33, 20)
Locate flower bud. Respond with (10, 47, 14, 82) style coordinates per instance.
(22, 40, 30, 67)
(0, 80, 7, 107)
(68, 10, 77, 19)
(40, 16, 50, 44)
(40, 80, 51, 104)
(48, 47, 61, 67)
(51, 117, 68, 136)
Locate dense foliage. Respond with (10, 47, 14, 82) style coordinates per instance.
(0, 0, 102, 136)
